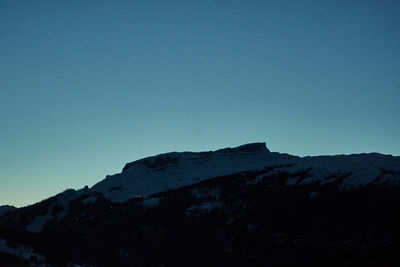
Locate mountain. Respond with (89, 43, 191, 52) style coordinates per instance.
(0, 205, 17, 217)
(0, 142, 399, 267)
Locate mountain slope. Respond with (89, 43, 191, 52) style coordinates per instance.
(88, 142, 400, 203)
(0, 205, 17, 217)
(2, 143, 399, 235)
(0, 142, 399, 267)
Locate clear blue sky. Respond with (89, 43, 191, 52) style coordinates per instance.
(1, 0, 399, 207)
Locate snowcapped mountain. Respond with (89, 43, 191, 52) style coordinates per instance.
(90, 142, 279, 202)
(90, 143, 400, 202)
(3, 143, 399, 234)
(88, 142, 399, 203)
(0, 142, 399, 267)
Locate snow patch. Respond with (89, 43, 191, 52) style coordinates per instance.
(25, 187, 89, 233)
(186, 201, 224, 213)
(0, 239, 19, 256)
(0, 239, 46, 263)
(82, 195, 98, 205)
(25, 214, 51, 233)
(142, 197, 161, 208)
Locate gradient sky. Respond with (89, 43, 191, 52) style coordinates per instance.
(1, 0, 399, 207)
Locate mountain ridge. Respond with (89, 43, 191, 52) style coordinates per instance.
(1, 142, 400, 266)
(1, 142, 399, 211)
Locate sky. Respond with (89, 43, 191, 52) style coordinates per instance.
(1, 0, 399, 207)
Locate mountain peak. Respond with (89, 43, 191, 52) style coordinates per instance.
(216, 142, 269, 154)
(122, 142, 269, 172)
(92, 142, 275, 203)
(0, 205, 17, 217)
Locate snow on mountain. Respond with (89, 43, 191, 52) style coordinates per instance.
(89, 142, 400, 203)
(25, 187, 89, 233)
(89, 143, 286, 203)
(284, 152, 400, 189)
(0, 238, 46, 263)
(21, 142, 400, 233)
